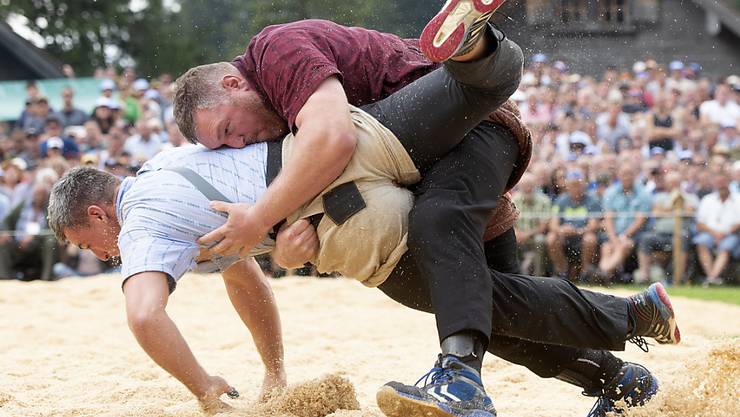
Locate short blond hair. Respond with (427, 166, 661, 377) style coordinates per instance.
(173, 62, 239, 143)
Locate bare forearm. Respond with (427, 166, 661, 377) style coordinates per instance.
(623, 216, 647, 238)
(223, 259, 285, 375)
(129, 311, 209, 396)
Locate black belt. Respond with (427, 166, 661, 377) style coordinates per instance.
(263, 139, 366, 240)
(266, 140, 282, 186)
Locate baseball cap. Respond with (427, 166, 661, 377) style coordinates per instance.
(99, 79, 116, 91)
(632, 61, 647, 74)
(133, 78, 150, 91)
(569, 132, 591, 146)
(553, 60, 567, 72)
(669, 60, 684, 71)
(11, 157, 28, 171)
(650, 147, 665, 156)
(677, 150, 693, 161)
(47, 137, 64, 150)
(95, 97, 115, 109)
(144, 89, 160, 100)
(531, 53, 548, 64)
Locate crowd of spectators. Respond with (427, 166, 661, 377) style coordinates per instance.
(0, 56, 738, 285)
(512, 55, 739, 286)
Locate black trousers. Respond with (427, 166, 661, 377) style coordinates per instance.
(362, 29, 629, 380)
(379, 236, 630, 378)
(362, 29, 523, 344)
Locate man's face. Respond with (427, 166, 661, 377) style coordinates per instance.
(193, 92, 287, 149)
(64, 213, 121, 261)
(566, 178, 584, 196)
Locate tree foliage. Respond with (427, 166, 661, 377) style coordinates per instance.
(1, 0, 437, 77)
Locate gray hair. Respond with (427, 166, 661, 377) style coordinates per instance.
(47, 167, 120, 242)
(173, 62, 239, 144)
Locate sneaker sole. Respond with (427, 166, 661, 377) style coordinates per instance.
(648, 283, 681, 344)
(419, 0, 506, 62)
(377, 386, 495, 417)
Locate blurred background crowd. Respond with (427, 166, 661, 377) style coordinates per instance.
(0, 55, 738, 285)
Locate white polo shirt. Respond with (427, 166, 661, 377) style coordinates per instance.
(696, 192, 740, 234)
(115, 143, 269, 290)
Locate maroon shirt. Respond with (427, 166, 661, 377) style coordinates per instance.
(231, 19, 438, 129)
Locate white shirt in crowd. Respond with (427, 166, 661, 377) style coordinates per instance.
(696, 192, 740, 234)
(123, 132, 164, 161)
(699, 99, 740, 126)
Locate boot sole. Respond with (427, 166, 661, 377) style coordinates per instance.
(419, 0, 507, 62)
(377, 386, 472, 417)
(650, 283, 681, 344)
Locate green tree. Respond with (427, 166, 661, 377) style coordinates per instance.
(0, 0, 136, 75)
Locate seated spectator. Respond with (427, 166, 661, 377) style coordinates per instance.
(0, 159, 31, 209)
(636, 172, 699, 283)
(39, 116, 80, 160)
(18, 96, 52, 133)
(555, 112, 591, 158)
(546, 170, 602, 281)
(699, 84, 739, 127)
(0, 187, 9, 224)
(693, 169, 740, 285)
(513, 173, 551, 275)
(597, 161, 652, 282)
(123, 118, 163, 161)
(596, 98, 631, 151)
(56, 87, 88, 128)
(91, 98, 118, 134)
(0, 183, 56, 280)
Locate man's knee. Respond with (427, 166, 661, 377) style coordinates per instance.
(545, 232, 560, 248)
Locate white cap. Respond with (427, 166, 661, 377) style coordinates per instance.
(144, 89, 160, 100)
(669, 60, 684, 71)
(133, 78, 150, 91)
(100, 79, 116, 91)
(47, 137, 64, 150)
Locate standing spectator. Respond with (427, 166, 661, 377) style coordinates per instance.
(512, 173, 551, 275)
(598, 161, 652, 281)
(123, 118, 163, 161)
(636, 172, 699, 283)
(15, 81, 40, 129)
(693, 170, 740, 285)
(699, 84, 739, 127)
(56, 87, 88, 128)
(646, 93, 680, 151)
(546, 170, 602, 280)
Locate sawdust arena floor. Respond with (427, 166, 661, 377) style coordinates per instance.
(0, 274, 738, 417)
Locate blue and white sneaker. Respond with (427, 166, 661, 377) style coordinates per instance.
(376, 354, 496, 417)
(627, 282, 681, 352)
(586, 362, 659, 417)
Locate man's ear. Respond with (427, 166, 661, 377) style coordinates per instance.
(86, 205, 107, 221)
(221, 74, 247, 91)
